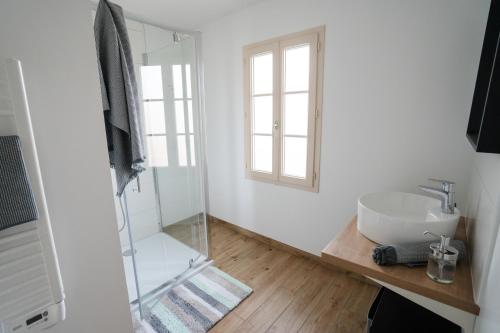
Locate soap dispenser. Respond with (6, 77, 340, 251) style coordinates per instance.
(423, 231, 459, 284)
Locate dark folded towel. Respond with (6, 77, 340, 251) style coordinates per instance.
(372, 240, 466, 266)
(0, 136, 38, 231)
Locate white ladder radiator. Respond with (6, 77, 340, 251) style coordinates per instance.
(0, 58, 65, 332)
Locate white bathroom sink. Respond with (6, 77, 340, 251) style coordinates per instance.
(357, 192, 460, 245)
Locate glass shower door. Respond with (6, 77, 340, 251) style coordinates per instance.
(131, 32, 208, 308)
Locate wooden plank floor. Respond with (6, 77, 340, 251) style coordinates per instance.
(208, 220, 380, 333)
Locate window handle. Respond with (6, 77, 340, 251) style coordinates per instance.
(274, 120, 279, 130)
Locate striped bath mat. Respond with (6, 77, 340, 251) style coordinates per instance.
(137, 266, 252, 333)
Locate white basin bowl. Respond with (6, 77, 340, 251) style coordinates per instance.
(357, 192, 460, 245)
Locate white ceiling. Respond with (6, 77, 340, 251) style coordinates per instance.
(107, 0, 266, 31)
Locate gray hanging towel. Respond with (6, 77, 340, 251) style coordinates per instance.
(0, 136, 39, 231)
(94, 0, 146, 197)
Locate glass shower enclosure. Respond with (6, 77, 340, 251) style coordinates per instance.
(110, 22, 209, 320)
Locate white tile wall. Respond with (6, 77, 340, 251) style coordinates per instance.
(475, 228, 500, 333)
(156, 167, 202, 226)
(465, 153, 500, 333)
(465, 156, 499, 299)
(111, 167, 160, 247)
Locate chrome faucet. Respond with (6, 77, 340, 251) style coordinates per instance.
(419, 178, 456, 214)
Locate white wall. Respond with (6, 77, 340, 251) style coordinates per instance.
(201, 0, 490, 254)
(475, 229, 500, 333)
(465, 153, 500, 300)
(465, 153, 500, 333)
(0, 1, 133, 332)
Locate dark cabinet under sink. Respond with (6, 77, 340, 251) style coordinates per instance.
(367, 287, 461, 333)
(467, 0, 500, 153)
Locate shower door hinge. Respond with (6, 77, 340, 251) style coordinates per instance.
(313, 171, 317, 182)
(317, 41, 321, 52)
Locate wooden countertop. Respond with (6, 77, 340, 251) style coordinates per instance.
(321, 217, 480, 315)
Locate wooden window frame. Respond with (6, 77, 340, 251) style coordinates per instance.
(243, 26, 325, 192)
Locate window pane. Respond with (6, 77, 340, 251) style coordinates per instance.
(252, 95, 273, 134)
(141, 66, 163, 99)
(252, 52, 273, 95)
(146, 136, 168, 167)
(190, 134, 196, 166)
(143, 101, 166, 135)
(185, 64, 192, 99)
(187, 100, 194, 133)
(252, 135, 272, 173)
(283, 136, 307, 178)
(172, 64, 184, 99)
(175, 101, 185, 134)
(177, 134, 187, 166)
(284, 93, 308, 136)
(284, 44, 310, 92)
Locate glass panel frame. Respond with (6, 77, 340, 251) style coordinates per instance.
(118, 30, 210, 323)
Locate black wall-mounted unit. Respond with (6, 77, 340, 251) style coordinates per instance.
(467, 0, 500, 153)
